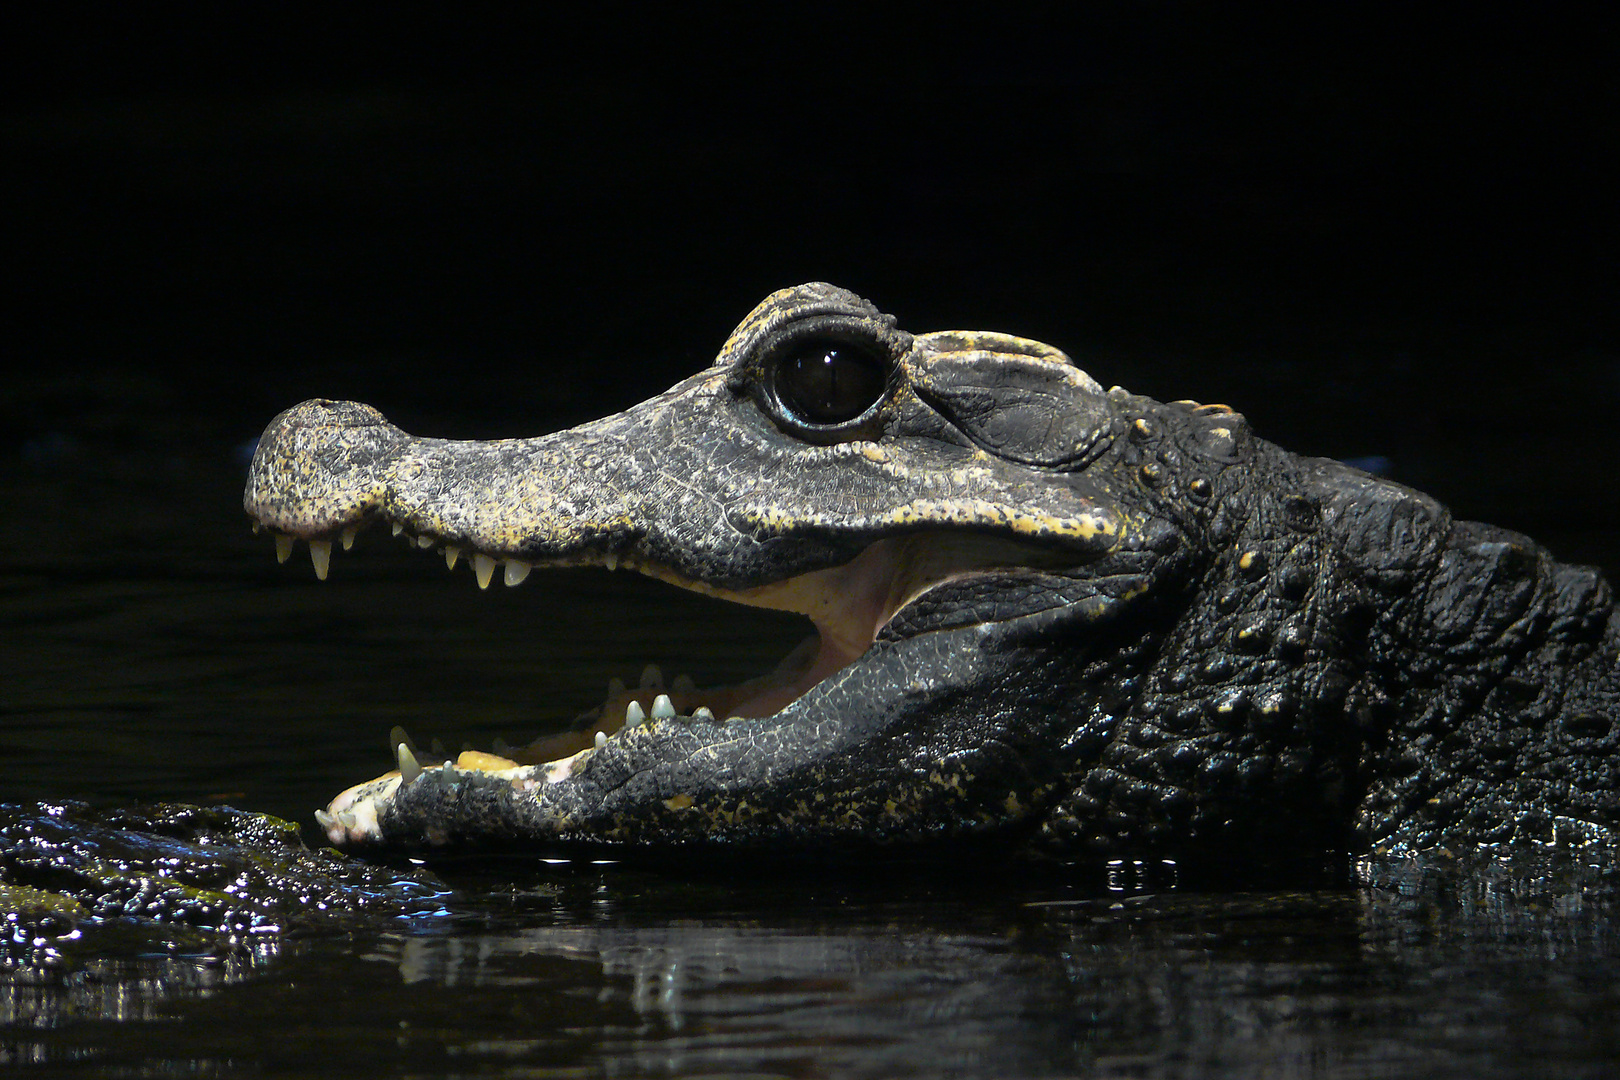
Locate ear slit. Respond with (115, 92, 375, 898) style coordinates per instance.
(912, 351, 1116, 469)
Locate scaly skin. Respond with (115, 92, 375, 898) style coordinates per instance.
(244, 283, 1620, 863)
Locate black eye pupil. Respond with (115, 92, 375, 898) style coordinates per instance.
(775, 342, 886, 426)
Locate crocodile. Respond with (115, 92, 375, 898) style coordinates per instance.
(245, 283, 1620, 865)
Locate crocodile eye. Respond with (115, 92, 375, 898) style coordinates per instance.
(770, 338, 887, 427)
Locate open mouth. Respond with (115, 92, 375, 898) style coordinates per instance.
(260, 517, 1061, 830)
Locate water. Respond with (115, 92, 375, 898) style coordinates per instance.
(4, 433, 1620, 1078)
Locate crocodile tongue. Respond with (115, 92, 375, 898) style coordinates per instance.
(676, 536, 917, 717)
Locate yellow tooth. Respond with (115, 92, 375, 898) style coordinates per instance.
(504, 559, 531, 587)
(457, 749, 519, 772)
(445, 545, 462, 570)
(309, 540, 331, 580)
(473, 553, 496, 589)
(340, 525, 359, 550)
(274, 533, 294, 564)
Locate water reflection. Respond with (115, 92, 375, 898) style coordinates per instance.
(367, 909, 1080, 1077)
(291, 858, 1616, 1079)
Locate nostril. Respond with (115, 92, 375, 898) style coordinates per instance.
(285, 398, 392, 430)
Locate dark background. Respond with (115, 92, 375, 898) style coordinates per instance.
(5, 8, 1617, 556)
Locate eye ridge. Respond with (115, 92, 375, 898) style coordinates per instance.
(771, 337, 888, 428)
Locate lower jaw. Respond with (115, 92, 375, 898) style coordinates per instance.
(488, 628, 866, 766)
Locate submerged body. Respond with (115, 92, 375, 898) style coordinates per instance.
(245, 284, 1620, 862)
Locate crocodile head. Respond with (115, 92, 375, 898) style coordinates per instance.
(244, 283, 1620, 863)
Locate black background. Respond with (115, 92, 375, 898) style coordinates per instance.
(6, 9, 1617, 553)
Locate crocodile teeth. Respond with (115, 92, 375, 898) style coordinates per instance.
(625, 700, 646, 728)
(504, 560, 531, 587)
(340, 525, 359, 551)
(309, 539, 332, 580)
(392, 522, 404, 537)
(416, 535, 435, 550)
(651, 694, 676, 720)
(594, 731, 607, 749)
(444, 545, 462, 570)
(472, 553, 496, 590)
(397, 740, 422, 784)
(603, 552, 618, 572)
(640, 664, 664, 690)
(672, 673, 696, 695)
(693, 706, 715, 721)
(274, 533, 294, 564)
(607, 676, 627, 699)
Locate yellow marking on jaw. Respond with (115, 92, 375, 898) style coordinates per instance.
(737, 501, 1118, 545)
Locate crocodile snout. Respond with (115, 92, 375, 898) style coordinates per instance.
(244, 398, 410, 539)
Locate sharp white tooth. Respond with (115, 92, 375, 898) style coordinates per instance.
(625, 700, 646, 727)
(274, 533, 294, 564)
(594, 730, 607, 749)
(607, 676, 627, 699)
(603, 552, 618, 572)
(693, 706, 714, 721)
(504, 559, 531, 586)
(392, 522, 404, 537)
(651, 694, 676, 720)
(472, 553, 496, 589)
(314, 808, 336, 828)
(309, 540, 332, 580)
(640, 664, 663, 690)
(340, 525, 359, 550)
(445, 545, 462, 570)
(337, 810, 358, 830)
(672, 673, 696, 695)
(397, 741, 422, 784)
